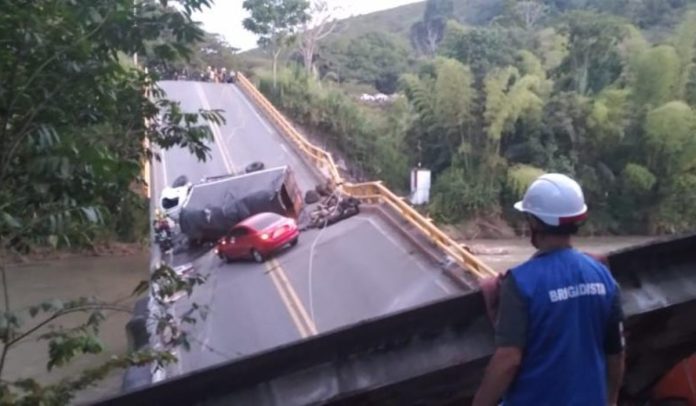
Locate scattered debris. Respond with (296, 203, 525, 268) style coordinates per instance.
(468, 245, 509, 256)
(303, 193, 361, 230)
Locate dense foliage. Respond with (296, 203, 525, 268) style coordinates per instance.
(253, 0, 696, 234)
(318, 32, 412, 93)
(0, 0, 223, 252)
(257, 68, 411, 189)
(0, 0, 223, 403)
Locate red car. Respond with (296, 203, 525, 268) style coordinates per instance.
(215, 212, 299, 263)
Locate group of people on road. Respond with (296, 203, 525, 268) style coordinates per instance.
(156, 66, 238, 83)
(473, 173, 625, 406)
(203, 66, 236, 83)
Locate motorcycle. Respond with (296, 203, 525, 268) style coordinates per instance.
(308, 196, 361, 229)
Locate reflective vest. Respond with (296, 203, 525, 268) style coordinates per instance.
(504, 248, 619, 406)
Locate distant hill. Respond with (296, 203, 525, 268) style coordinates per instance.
(329, 2, 426, 43)
(327, 0, 504, 43)
(240, 0, 505, 58)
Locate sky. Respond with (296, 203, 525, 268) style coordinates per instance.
(194, 0, 423, 51)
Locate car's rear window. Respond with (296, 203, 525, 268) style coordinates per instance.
(250, 213, 281, 229)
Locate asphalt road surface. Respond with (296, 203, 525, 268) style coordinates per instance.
(152, 81, 461, 376)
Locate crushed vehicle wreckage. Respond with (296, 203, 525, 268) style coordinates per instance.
(302, 188, 361, 231)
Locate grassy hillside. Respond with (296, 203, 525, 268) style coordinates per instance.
(329, 2, 425, 42)
(240, 0, 504, 59)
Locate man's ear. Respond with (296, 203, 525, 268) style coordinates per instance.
(526, 215, 544, 231)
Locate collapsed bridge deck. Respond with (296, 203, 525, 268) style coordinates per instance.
(111, 231, 696, 405)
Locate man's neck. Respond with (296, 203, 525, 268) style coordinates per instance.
(536, 235, 572, 252)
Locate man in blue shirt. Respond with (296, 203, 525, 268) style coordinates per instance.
(473, 173, 625, 406)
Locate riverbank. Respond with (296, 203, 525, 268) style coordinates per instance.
(470, 236, 657, 272)
(0, 242, 146, 265)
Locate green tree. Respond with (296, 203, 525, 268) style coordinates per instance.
(327, 32, 411, 94)
(410, 0, 455, 56)
(503, 0, 549, 31)
(371, 98, 412, 190)
(616, 24, 648, 73)
(242, 0, 310, 87)
(631, 45, 681, 107)
(671, 10, 696, 101)
(557, 11, 625, 95)
(430, 163, 501, 222)
(506, 164, 546, 198)
(587, 89, 630, 146)
(434, 58, 475, 140)
(440, 23, 517, 79)
(641, 101, 696, 232)
(534, 28, 569, 72)
(644, 101, 696, 177)
(0, 0, 223, 250)
(484, 66, 546, 155)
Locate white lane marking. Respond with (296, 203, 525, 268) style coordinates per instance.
(160, 147, 169, 187)
(362, 217, 452, 294)
(232, 85, 274, 134)
(226, 84, 321, 189)
(194, 84, 237, 172)
(280, 143, 290, 155)
(220, 85, 248, 143)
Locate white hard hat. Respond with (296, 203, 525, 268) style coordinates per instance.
(514, 173, 588, 227)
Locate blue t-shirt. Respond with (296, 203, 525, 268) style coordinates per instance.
(502, 248, 620, 406)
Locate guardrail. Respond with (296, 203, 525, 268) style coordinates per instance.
(236, 74, 496, 279)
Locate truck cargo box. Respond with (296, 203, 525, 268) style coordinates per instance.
(179, 166, 303, 243)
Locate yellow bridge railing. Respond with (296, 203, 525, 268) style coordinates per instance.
(237, 74, 496, 279)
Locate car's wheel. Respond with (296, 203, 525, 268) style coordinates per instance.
(304, 190, 320, 204)
(172, 175, 189, 188)
(290, 237, 299, 247)
(245, 161, 265, 173)
(251, 249, 264, 263)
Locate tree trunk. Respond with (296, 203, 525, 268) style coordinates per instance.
(272, 50, 280, 89)
(303, 47, 313, 75)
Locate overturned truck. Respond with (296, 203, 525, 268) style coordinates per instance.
(102, 233, 696, 405)
(179, 166, 303, 244)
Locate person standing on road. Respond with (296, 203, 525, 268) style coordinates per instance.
(473, 173, 625, 406)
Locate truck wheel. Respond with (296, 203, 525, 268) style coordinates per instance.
(251, 249, 264, 263)
(304, 190, 320, 204)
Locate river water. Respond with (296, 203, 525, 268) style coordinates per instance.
(471, 236, 657, 272)
(2, 253, 148, 405)
(0, 236, 656, 404)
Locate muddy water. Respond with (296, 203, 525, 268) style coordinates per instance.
(471, 236, 657, 273)
(2, 253, 147, 405)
